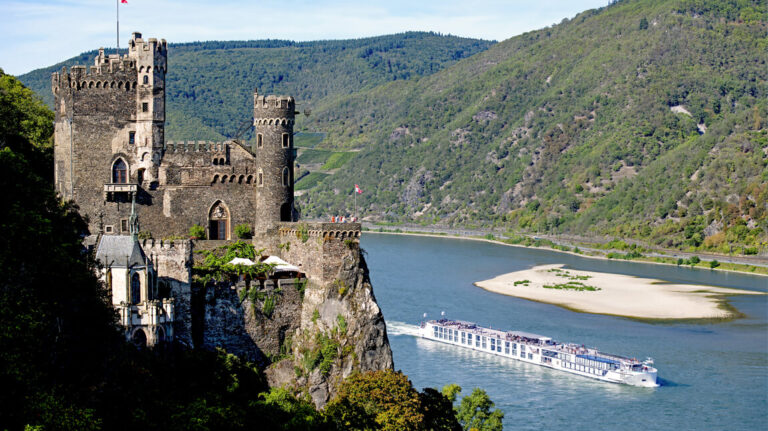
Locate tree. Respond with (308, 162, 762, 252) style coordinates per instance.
(419, 387, 462, 431)
(0, 73, 122, 429)
(449, 386, 504, 431)
(325, 370, 424, 431)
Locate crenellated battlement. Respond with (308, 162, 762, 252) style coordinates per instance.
(277, 222, 361, 241)
(164, 140, 232, 153)
(253, 88, 295, 121)
(140, 238, 193, 251)
(51, 32, 167, 95)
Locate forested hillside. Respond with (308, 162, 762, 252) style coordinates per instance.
(297, 0, 767, 254)
(18, 33, 494, 140)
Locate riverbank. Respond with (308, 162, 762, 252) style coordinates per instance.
(362, 227, 768, 277)
(474, 264, 764, 320)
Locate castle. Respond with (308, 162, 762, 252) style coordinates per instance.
(50, 32, 379, 368)
(52, 32, 296, 239)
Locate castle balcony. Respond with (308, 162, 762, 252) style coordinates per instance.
(104, 183, 138, 193)
(104, 183, 138, 201)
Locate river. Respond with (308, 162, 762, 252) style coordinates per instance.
(362, 233, 768, 431)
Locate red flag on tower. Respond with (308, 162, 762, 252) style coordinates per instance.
(354, 184, 363, 194)
(121, 0, 128, 3)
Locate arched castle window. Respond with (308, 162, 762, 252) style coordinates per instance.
(208, 201, 229, 240)
(131, 272, 141, 304)
(221, 175, 228, 183)
(212, 175, 219, 184)
(282, 167, 289, 186)
(213, 158, 219, 166)
(143, 75, 149, 85)
(282, 133, 289, 148)
(246, 175, 253, 184)
(257, 169, 263, 187)
(238, 175, 245, 184)
(229, 176, 235, 183)
(96, 81, 101, 88)
(118, 81, 123, 89)
(112, 159, 128, 183)
(132, 328, 147, 347)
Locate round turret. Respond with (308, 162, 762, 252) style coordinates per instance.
(253, 89, 296, 233)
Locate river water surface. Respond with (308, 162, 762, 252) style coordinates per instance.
(361, 233, 768, 431)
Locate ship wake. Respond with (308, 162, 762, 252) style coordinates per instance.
(386, 321, 421, 337)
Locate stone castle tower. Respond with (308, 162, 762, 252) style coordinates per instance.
(253, 91, 296, 234)
(51, 32, 296, 239)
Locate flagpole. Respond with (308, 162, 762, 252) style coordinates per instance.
(116, 0, 119, 53)
(354, 190, 357, 220)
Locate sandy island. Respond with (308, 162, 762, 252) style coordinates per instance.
(474, 264, 764, 320)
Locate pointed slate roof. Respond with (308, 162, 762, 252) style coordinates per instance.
(95, 235, 148, 268)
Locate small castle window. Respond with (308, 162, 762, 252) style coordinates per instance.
(282, 133, 289, 148)
(112, 159, 128, 183)
(257, 134, 263, 148)
(129, 131, 135, 145)
(143, 75, 149, 85)
(120, 219, 128, 232)
(213, 158, 218, 166)
(131, 272, 141, 304)
(142, 102, 148, 112)
(257, 170, 263, 187)
(137, 168, 145, 185)
(282, 167, 289, 186)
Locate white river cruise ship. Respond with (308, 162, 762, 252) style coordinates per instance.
(419, 319, 659, 387)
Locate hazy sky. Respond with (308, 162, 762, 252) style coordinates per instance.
(1, 0, 608, 76)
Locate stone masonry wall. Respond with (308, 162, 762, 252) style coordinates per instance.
(141, 238, 193, 346)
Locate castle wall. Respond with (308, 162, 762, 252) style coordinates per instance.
(267, 222, 362, 284)
(141, 238, 193, 346)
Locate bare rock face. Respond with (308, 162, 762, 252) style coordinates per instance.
(266, 246, 393, 407)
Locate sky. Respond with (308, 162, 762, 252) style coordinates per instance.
(1, 0, 609, 76)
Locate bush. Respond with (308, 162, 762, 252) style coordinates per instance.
(189, 224, 205, 239)
(710, 260, 720, 269)
(234, 223, 253, 239)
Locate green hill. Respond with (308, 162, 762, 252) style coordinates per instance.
(297, 0, 767, 253)
(17, 33, 494, 141)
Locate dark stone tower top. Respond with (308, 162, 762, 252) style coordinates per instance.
(253, 89, 296, 233)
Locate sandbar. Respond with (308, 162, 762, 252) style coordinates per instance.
(474, 264, 764, 320)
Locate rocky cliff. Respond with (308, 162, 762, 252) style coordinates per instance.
(200, 224, 393, 407)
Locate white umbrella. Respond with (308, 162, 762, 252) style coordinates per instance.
(228, 257, 255, 266)
(263, 255, 300, 272)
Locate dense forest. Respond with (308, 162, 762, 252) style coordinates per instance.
(296, 0, 767, 254)
(18, 32, 494, 141)
(0, 70, 505, 430)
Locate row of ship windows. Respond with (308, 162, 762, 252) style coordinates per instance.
(434, 327, 533, 358)
(563, 362, 608, 376)
(434, 326, 617, 372)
